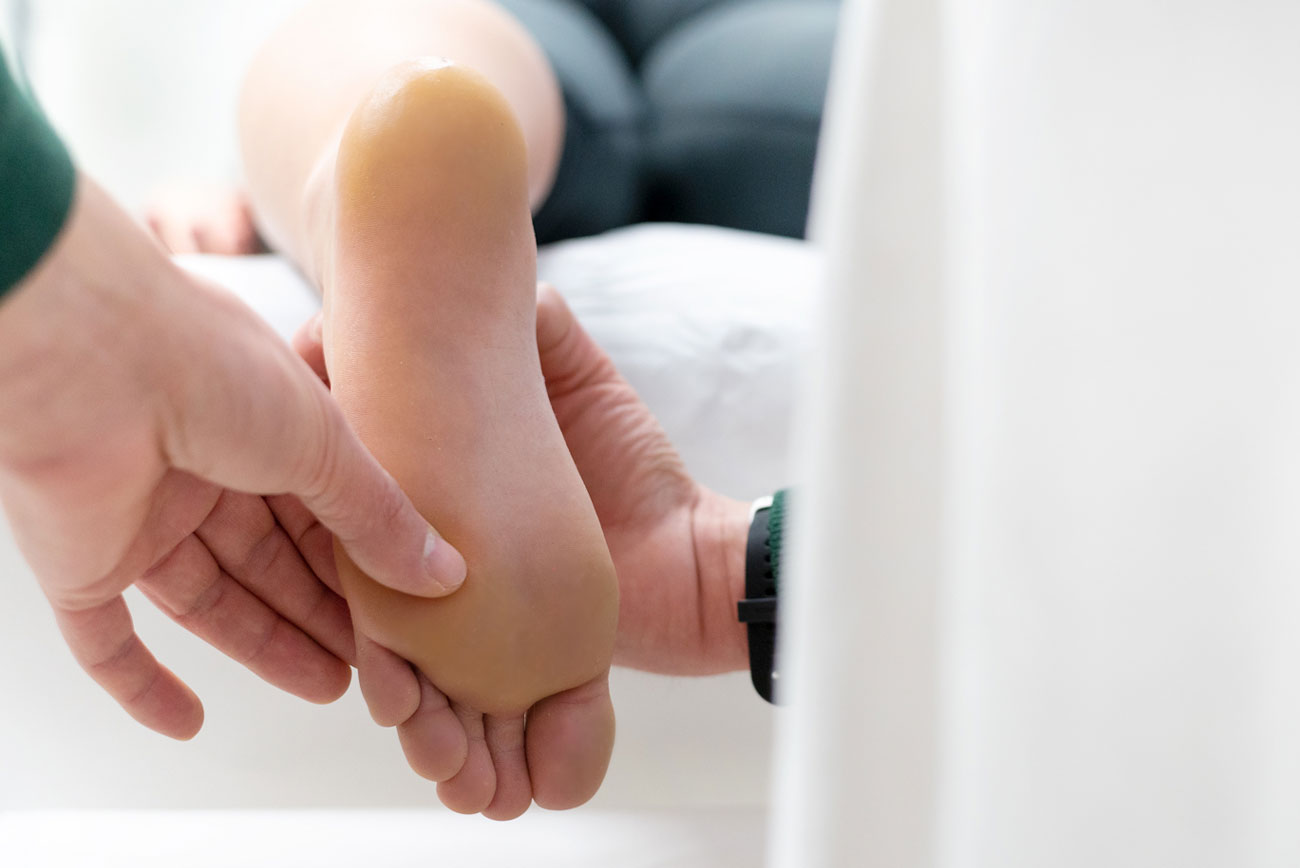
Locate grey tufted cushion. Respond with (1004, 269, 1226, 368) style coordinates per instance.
(499, 0, 840, 241)
(641, 0, 840, 238)
(574, 0, 740, 64)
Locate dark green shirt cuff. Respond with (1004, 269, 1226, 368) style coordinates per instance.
(1, 48, 76, 297)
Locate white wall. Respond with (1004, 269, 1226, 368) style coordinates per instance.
(19, 0, 301, 208)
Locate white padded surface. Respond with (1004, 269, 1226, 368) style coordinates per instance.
(0, 807, 765, 868)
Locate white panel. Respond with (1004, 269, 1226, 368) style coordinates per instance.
(771, 0, 946, 865)
(942, 2, 1300, 865)
(777, 0, 1300, 866)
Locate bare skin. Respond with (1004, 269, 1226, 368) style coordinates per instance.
(237, 1, 614, 819)
(0, 176, 468, 741)
(328, 62, 617, 714)
(325, 62, 619, 816)
(297, 285, 755, 677)
(238, 0, 562, 276)
(146, 185, 263, 255)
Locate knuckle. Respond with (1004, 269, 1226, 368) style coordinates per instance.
(123, 662, 163, 706)
(240, 523, 289, 582)
(85, 632, 140, 672)
(175, 574, 229, 623)
(373, 477, 411, 535)
(242, 616, 283, 667)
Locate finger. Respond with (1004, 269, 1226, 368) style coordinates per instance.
(195, 490, 354, 664)
(266, 494, 345, 597)
(147, 212, 202, 255)
(436, 702, 496, 814)
(291, 312, 328, 385)
(526, 673, 616, 810)
(191, 202, 260, 255)
(161, 294, 466, 597)
(395, 670, 469, 783)
(138, 533, 351, 704)
(535, 283, 621, 399)
(231, 194, 266, 254)
(44, 469, 222, 611)
(52, 595, 203, 740)
(482, 713, 532, 821)
(192, 219, 246, 256)
(355, 631, 420, 726)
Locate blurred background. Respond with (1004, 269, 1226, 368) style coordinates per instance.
(4, 0, 297, 209)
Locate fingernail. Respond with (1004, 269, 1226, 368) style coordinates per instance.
(310, 312, 324, 342)
(424, 526, 467, 594)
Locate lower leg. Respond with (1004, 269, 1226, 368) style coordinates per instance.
(237, 0, 564, 280)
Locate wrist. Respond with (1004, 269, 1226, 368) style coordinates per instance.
(689, 487, 751, 673)
(0, 177, 167, 467)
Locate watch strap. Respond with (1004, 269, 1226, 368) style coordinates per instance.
(739, 490, 785, 703)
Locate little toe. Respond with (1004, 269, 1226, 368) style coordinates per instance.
(482, 714, 532, 821)
(526, 673, 615, 810)
(436, 702, 496, 813)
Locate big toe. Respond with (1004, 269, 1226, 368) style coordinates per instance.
(526, 672, 615, 810)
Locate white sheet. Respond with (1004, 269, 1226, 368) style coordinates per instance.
(179, 222, 819, 500)
(0, 807, 765, 868)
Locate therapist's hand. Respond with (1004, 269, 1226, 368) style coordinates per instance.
(0, 177, 467, 740)
(533, 286, 751, 675)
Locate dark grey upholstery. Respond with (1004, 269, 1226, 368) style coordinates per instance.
(498, 0, 841, 241)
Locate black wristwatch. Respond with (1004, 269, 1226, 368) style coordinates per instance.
(737, 489, 786, 703)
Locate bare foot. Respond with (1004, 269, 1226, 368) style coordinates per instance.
(319, 60, 618, 817)
(146, 185, 264, 255)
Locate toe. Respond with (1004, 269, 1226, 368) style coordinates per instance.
(482, 714, 532, 821)
(395, 671, 468, 782)
(436, 703, 496, 813)
(526, 673, 615, 810)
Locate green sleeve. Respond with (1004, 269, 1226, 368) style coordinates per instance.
(0, 46, 76, 297)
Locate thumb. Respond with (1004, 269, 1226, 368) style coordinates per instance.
(164, 290, 466, 597)
(293, 401, 469, 598)
(291, 311, 329, 385)
(535, 283, 620, 399)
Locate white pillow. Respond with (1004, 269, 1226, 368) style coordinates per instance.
(180, 222, 819, 500)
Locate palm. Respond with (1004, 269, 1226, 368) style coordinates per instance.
(4, 425, 357, 739)
(537, 288, 745, 675)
